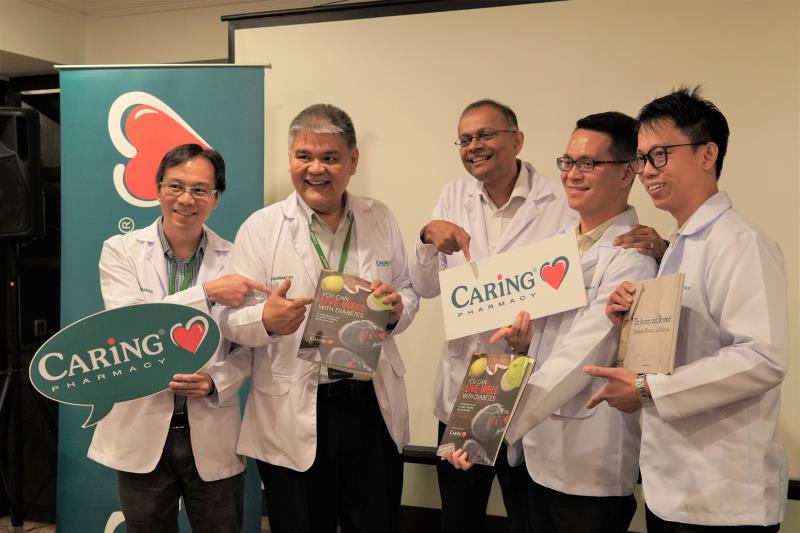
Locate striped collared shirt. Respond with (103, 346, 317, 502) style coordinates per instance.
(157, 218, 207, 417)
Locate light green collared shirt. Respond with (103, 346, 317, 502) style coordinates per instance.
(573, 211, 624, 257)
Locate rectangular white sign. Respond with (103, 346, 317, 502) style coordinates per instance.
(438, 233, 587, 340)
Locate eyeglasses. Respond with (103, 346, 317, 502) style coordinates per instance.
(556, 156, 632, 173)
(160, 181, 217, 199)
(455, 129, 517, 147)
(631, 142, 710, 173)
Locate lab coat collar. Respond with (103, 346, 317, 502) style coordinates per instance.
(138, 218, 229, 293)
(673, 191, 732, 239)
(577, 206, 640, 272)
(283, 192, 376, 285)
(462, 161, 558, 256)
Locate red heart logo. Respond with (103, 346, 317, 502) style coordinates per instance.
(170, 316, 209, 354)
(109, 92, 211, 207)
(540, 256, 570, 290)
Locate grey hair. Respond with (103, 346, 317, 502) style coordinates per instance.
(288, 104, 357, 150)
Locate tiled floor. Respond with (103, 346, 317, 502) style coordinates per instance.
(0, 516, 273, 532)
(0, 516, 54, 532)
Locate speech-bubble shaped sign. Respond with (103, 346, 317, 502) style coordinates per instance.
(29, 303, 220, 428)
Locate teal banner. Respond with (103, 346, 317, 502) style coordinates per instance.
(59, 66, 265, 532)
(31, 303, 220, 427)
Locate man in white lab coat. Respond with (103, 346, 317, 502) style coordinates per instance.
(448, 111, 657, 532)
(409, 99, 574, 533)
(219, 104, 418, 533)
(589, 87, 789, 532)
(90, 143, 266, 533)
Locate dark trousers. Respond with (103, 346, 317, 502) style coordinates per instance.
(646, 506, 780, 533)
(436, 422, 531, 533)
(257, 380, 403, 533)
(117, 427, 245, 533)
(527, 477, 636, 533)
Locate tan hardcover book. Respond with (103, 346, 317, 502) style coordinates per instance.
(618, 272, 684, 374)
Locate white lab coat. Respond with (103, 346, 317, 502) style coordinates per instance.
(643, 192, 788, 526)
(408, 161, 575, 424)
(219, 192, 419, 472)
(89, 219, 251, 481)
(504, 207, 656, 496)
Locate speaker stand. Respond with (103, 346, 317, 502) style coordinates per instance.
(1, 240, 25, 527)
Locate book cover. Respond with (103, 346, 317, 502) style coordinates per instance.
(437, 350, 534, 466)
(618, 272, 685, 374)
(298, 271, 390, 377)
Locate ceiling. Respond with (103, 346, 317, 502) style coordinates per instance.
(2, 0, 372, 79)
(22, 0, 362, 18)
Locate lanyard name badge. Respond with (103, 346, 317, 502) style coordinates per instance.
(308, 218, 353, 273)
(308, 217, 355, 379)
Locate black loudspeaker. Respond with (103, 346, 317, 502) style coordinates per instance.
(0, 107, 41, 239)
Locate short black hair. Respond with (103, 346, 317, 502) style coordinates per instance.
(461, 99, 519, 130)
(155, 143, 226, 193)
(638, 86, 729, 178)
(574, 111, 637, 161)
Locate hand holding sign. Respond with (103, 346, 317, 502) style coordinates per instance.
(169, 372, 214, 397)
(489, 310, 533, 354)
(29, 303, 221, 428)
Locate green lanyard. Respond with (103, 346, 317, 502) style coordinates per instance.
(308, 217, 354, 272)
(168, 254, 198, 295)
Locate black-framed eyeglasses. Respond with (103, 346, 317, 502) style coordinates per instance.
(455, 129, 517, 147)
(160, 181, 217, 199)
(556, 156, 632, 173)
(631, 142, 710, 173)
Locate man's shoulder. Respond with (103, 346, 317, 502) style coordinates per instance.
(202, 225, 233, 251)
(103, 220, 158, 248)
(350, 194, 395, 218)
(438, 173, 480, 197)
(704, 208, 771, 247)
(239, 199, 286, 227)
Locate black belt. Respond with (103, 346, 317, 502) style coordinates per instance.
(318, 379, 372, 397)
(169, 412, 189, 429)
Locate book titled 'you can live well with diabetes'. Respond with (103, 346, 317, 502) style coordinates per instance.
(437, 349, 534, 466)
(298, 271, 391, 378)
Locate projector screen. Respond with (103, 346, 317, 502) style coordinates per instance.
(232, 0, 800, 479)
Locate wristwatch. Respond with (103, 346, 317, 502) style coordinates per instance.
(635, 373, 654, 407)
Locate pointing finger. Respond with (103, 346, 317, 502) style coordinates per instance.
(273, 278, 292, 298)
(456, 231, 472, 262)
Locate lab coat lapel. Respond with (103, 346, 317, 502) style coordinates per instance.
(197, 227, 228, 282)
(141, 222, 169, 296)
(463, 188, 490, 261)
(495, 198, 541, 254)
(659, 193, 732, 276)
(352, 196, 376, 281)
(284, 196, 319, 286)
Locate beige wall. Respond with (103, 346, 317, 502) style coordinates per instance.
(4, 0, 798, 528)
(0, 0, 85, 67)
(235, 0, 800, 526)
(83, 0, 315, 64)
(0, 0, 311, 72)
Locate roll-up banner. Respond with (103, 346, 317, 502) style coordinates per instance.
(58, 65, 266, 533)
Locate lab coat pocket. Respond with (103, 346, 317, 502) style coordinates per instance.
(253, 373, 292, 396)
